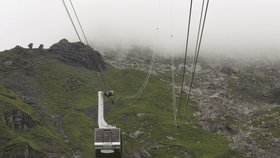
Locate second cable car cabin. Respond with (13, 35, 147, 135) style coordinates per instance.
(94, 91, 122, 157)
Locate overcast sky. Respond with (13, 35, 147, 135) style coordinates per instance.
(0, 0, 280, 56)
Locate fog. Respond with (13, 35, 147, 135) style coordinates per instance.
(0, 0, 280, 57)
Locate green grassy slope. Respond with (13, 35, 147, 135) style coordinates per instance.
(0, 87, 70, 157)
(104, 69, 244, 158)
(0, 48, 244, 158)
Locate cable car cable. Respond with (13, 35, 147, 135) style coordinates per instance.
(183, 0, 210, 118)
(62, 0, 109, 91)
(169, 0, 179, 127)
(69, 0, 90, 45)
(178, 0, 193, 119)
(67, 0, 110, 90)
(62, 0, 82, 42)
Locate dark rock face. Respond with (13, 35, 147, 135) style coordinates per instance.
(4, 110, 36, 130)
(2, 143, 47, 158)
(50, 39, 106, 71)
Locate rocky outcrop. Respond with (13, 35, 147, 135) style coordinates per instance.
(4, 110, 36, 130)
(2, 143, 47, 158)
(50, 39, 106, 71)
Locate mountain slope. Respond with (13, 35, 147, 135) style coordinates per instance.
(0, 40, 244, 158)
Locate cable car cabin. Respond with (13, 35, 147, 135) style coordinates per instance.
(94, 91, 122, 158)
(94, 128, 122, 157)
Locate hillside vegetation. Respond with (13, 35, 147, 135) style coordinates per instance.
(1, 40, 274, 158)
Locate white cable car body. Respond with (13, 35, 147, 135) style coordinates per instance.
(94, 91, 122, 157)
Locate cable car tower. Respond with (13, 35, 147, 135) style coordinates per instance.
(94, 91, 122, 157)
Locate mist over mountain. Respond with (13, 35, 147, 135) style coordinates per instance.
(1, 0, 280, 57)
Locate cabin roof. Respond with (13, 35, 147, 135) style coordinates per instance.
(95, 128, 121, 143)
